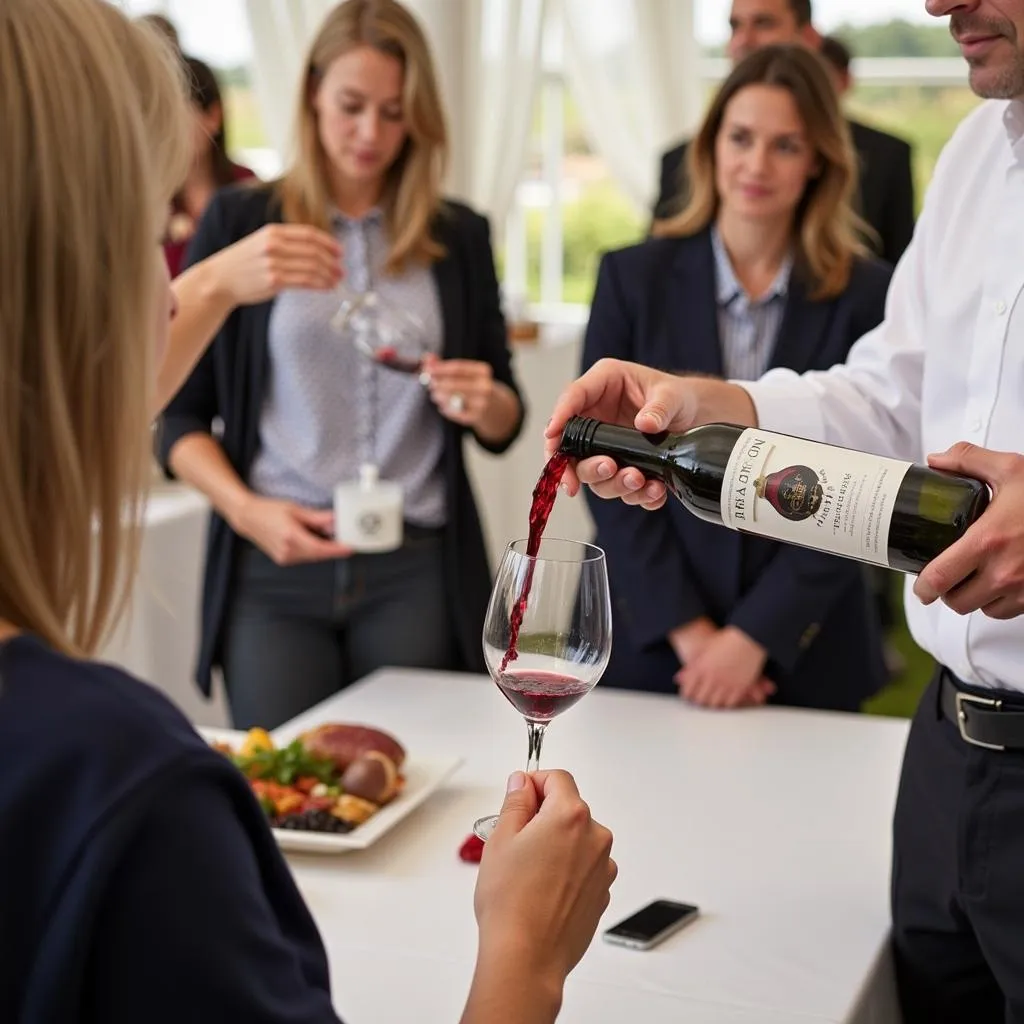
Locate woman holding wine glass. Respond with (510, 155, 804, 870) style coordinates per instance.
(577, 45, 889, 712)
(159, 0, 524, 729)
(0, 3, 614, 1020)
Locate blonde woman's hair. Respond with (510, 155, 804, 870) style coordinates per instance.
(0, 0, 190, 655)
(278, 0, 448, 272)
(654, 44, 869, 300)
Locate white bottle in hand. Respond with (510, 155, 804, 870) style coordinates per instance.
(333, 463, 403, 553)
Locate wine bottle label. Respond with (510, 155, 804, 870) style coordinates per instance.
(721, 428, 912, 567)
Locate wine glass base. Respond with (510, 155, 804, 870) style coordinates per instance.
(472, 814, 499, 842)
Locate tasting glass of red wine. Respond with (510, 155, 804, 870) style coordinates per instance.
(331, 285, 430, 382)
(472, 537, 612, 842)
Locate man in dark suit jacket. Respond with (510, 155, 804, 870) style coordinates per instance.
(653, 0, 916, 267)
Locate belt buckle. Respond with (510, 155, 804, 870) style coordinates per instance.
(955, 690, 1005, 750)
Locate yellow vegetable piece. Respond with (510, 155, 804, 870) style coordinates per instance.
(240, 727, 274, 757)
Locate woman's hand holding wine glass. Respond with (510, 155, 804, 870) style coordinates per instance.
(464, 769, 616, 1019)
(420, 354, 497, 426)
(231, 494, 351, 566)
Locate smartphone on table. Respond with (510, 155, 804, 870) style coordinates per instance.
(602, 899, 700, 950)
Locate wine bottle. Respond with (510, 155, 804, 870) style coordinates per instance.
(559, 417, 990, 574)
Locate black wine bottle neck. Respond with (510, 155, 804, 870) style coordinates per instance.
(559, 418, 676, 481)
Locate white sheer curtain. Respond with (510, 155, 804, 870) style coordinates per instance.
(243, 0, 547, 228)
(562, 0, 701, 213)
(243, 0, 332, 162)
(462, 0, 547, 223)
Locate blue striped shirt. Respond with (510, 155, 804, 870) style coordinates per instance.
(710, 225, 792, 381)
(248, 208, 447, 526)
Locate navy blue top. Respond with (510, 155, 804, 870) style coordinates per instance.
(0, 635, 341, 1023)
(581, 230, 891, 710)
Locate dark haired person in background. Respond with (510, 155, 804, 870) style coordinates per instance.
(139, 11, 181, 53)
(163, 56, 256, 278)
(819, 33, 853, 94)
(653, 0, 916, 268)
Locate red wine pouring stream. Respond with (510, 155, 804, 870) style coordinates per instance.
(500, 452, 568, 671)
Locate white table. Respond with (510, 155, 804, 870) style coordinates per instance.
(99, 482, 230, 727)
(273, 668, 909, 1023)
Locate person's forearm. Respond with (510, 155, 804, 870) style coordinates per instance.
(169, 433, 253, 529)
(460, 943, 563, 1024)
(668, 616, 717, 663)
(474, 382, 522, 445)
(153, 256, 236, 417)
(691, 377, 759, 428)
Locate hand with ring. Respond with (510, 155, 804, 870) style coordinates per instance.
(420, 354, 495, 427)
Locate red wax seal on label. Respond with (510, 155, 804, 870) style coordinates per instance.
(755, 465, 824, 522)
(458, 834, 484, 863)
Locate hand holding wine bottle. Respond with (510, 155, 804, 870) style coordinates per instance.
(913, 442, 1024, 619)
(548, 358, 993, 580)
(544, 358, 756, 509)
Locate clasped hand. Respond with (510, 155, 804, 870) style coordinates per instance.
(671, 619, 774, 708)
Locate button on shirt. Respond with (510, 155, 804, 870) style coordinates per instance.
(710, 225, 792, 381)
(741, 99, 1024, 692)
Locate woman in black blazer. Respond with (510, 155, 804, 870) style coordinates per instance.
(582, 45, 890, 711)
(159, 0, 523, 728)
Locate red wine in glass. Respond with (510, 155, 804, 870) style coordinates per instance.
(496, 668, 594, 723)
(373, 345, 424, 375)
(500, 451, 569, 672)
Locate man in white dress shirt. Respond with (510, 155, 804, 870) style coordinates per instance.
(547, 1, 1024, 1020)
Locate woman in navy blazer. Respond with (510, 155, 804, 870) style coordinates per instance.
(158, 0, 524, 728)
(582, 45, 891, 711)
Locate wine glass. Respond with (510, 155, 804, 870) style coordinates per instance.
(331, 284, 430, 382)
(472, 538, 612, 841)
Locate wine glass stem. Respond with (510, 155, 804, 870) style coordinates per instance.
(525, 721, 546, 773)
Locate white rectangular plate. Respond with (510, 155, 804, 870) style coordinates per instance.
(198, 727, 463, 854)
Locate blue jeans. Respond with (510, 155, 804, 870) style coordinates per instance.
(221, 527, 454, 729)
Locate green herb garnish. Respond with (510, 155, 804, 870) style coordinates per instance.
(231, 740, 337, 785)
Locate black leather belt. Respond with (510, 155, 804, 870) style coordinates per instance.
(940, 668, 1024, 751)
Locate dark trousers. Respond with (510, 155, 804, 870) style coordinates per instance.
(221, 527, 454, 729)
(892, 671, 1024, 1023)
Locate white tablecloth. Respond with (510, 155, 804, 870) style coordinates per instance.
(273, 668, 908, 1023)
(99, 482, 230, 727)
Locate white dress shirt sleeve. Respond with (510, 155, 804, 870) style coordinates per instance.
(737, 146, 953, 464)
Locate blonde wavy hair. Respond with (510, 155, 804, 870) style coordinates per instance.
(654, 44, 869, 300)
(0, 0, 190, 655)
(278, 0, 448, 272)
